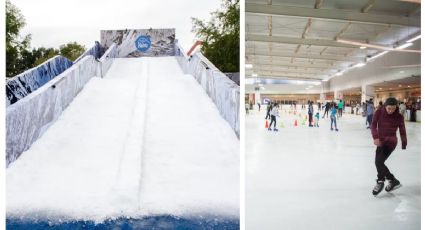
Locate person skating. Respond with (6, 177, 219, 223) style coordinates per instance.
(265, 102, 272, 120)
(268, 103, 279, 131)
(330, 103, 339, 131)
(366, 99, 375, 129)
(399, 102, 406, 120)
(258, 102, 261, 112)
(314, 112, 320, 127)
(322, 102, 330, 118)
(337, 100, 344, 118)
(371, 97, 407, 196)
(308, 101, 314, 127)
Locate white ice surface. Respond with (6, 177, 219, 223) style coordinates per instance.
(7, 57, 239, 223)
(246, 106, 420, 230)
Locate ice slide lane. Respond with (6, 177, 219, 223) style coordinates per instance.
(6, 57, 239, 226)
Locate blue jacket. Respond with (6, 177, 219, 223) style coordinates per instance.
(330, 108, 337, 118)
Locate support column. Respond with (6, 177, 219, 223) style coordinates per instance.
(255, 89, 261, 105)
(361, 85, 375, 103)
(320, 93, 325, 102)
(334, 91, 343, 101)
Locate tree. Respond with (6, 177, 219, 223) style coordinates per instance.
(6, 0, 31, 78)
(59, 42, 86, 61)
(191, 0, 239, 73)
(32, 47, 60, 66)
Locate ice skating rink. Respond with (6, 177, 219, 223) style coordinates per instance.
(246, 105, 420, 230)
(6, 57, 239, 224)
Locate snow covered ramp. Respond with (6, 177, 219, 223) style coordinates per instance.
(7, 57, 239, 225)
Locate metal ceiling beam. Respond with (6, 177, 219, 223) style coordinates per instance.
(334, 23, 352, 40)
(250, 72, 325, 80)
(247, 62, 334, 69)
(251, 67, 327, 74)
(246, 3, 421, 27)
(320, 47, 328, 55)
(247, 34, 359, 48)
(246, 51, 365, 62)
(268, 16, 273, 36)
(361, 0, 376, 13)
(302, 18, 313, 39)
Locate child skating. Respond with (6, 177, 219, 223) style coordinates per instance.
(314, 112, 320, 127)
(330, 103, 339, 131)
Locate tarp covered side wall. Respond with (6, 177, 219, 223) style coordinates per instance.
(6, 56, 97, 166)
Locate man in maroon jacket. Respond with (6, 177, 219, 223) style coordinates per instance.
(371, 97, 407, 196)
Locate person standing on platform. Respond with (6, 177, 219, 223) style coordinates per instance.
(371, 97, 407, 196)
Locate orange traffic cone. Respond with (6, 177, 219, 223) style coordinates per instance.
(294, 119, 298, 126)
(265, 120, 269, 128)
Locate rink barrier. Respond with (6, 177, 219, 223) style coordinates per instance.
(176, 44, 240, 137)
(6, 56, 98, 166)
(98, 43, 118, 78)
(74, 41, 104, 63)
(6, 56, 74, 106)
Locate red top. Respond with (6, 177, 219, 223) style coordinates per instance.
(371, 107, 407, 150)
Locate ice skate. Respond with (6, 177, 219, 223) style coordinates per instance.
(385, 179, 401, 192)
(372, 180, 385, 196)
(273, 128, 278, 131)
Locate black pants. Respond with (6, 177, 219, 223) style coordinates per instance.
(308, 113, 313, 126)
(265, 112, 270, 119)
(322, 109, 329, 118)
(270, 115, 276, 128)
(375, 145, 396, 181)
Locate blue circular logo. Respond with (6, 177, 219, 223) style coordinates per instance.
(135, 36, 151, 52)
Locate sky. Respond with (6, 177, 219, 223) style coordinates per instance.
(11, 0, 222, 51)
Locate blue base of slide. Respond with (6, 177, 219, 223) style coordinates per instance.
(7, 215, 239, 230)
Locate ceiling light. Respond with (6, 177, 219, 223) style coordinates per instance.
(337, 38, 419, 53)
(406, 34, 421, 43)
(258, 84, 263, 86)
(399, 71, 405, 73)
(322, 79, 328, 82)
(252, 73, 258, 77)
(354, 63, 366, 68)
(395, 43, 413, 50)
(368, 51, 388, 61)
(390, 88, 393, 90)
(360, 46, 366, 49)
(260, 86, 265, 90)
(305, 88, 310, 90)
(408, 85, 411, 88)
(399, 85, 402, 87)
(245, 64, 253, 69)
(336, 72, 343, 76)
(379, 88, 382, 90)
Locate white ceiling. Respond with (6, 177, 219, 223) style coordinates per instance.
(245, 0, 421, 90)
